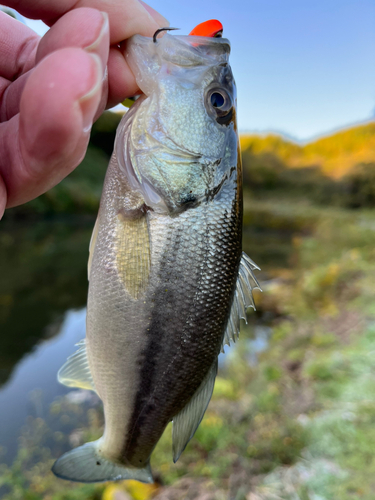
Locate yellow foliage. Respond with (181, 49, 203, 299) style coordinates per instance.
(321, 263, 340, 287)
(267, 383, 280, 396)
(213, 377, 237, 399)
(201, 415, 223, 428)
(102, 480, 159, 500)
(123, 480, 159, 500)
(102, 484, 121, 500)
(349, 249, 361, 261)
(240, 134, 301, 162)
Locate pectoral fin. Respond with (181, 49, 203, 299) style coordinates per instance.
(58, 339, 96, 393)
(88, 216, 100, 280)
(172, 360, 218, 462)
(221, 252, 261, 352)
(115, 211, 151, 299)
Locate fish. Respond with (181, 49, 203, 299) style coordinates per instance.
(52, 20, 260, 484)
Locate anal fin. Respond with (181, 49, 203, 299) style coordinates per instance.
(172, 360, 218, 462)
(58, 339, 96, 393)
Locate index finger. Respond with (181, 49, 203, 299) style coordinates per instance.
(3, 0, 169, 43)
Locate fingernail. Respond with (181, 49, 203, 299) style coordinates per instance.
(85, 11, 109, 53)
(79, 53, 103, 132)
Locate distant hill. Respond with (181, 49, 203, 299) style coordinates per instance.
(241, 122, 375, 178)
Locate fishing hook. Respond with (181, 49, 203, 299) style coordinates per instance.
(153, 27, 180, 43)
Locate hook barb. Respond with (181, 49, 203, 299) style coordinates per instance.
(153, 27, 180, 43)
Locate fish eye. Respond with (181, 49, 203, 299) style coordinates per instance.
(211, 92, 225, 108)
(206, 87, 233, 125)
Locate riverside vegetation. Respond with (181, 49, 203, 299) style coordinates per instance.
(1, 114, 375, 499)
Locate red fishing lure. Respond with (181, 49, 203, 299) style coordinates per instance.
(189, 19, 223, 37)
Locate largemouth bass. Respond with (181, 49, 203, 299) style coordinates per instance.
(52, 22, 260, 484)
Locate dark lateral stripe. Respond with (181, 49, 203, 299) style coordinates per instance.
(121, 225, 185, 463)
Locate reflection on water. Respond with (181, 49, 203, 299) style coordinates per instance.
(0, 219, 93, 386)
(0, 218, 94, 464)
(242, 203, 312, 273)
(219, 325, 272, 369)
(0, 310, 86, 463)
(0, 211, 305, 467)
(247, 326, 273, 366)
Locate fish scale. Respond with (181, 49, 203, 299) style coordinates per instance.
(52, 25, 259, 484)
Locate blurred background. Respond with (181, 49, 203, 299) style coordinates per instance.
(1, 1, 375, 499)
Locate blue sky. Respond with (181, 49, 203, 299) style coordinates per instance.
(24, 0, 375, 141)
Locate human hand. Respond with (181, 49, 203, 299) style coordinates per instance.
(0, 1, 168, 218)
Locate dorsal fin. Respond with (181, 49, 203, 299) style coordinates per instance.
(221, 252, 261, 353)
(57, 339, 96, 393)
(172, 360, 218, 462)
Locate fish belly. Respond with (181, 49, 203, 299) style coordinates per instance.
(87, 157, 242, 468)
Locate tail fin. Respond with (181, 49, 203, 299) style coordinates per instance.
(52, 440, 153, 484)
